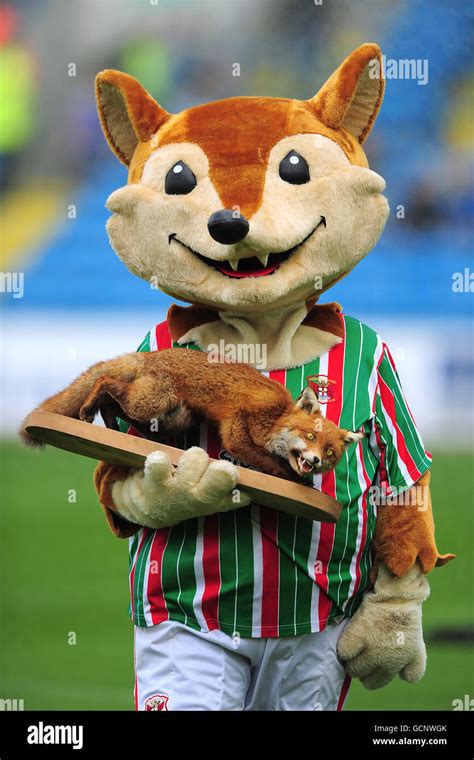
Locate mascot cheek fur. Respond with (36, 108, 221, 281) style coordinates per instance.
(93, 42, 454, 691)
(106, 159, 389, 311)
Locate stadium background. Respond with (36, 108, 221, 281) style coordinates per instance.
(0, 0, 472, 710)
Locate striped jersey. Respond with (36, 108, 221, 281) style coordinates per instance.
(125, 314, 431, 637)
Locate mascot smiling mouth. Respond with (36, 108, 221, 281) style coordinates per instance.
(168, 216, 326, 278)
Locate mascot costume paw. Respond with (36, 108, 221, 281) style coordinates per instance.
(93, 43, 454, 711)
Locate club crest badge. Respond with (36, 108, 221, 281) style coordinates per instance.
(306, 374, 337, 404)
(145, 694, 169, 711)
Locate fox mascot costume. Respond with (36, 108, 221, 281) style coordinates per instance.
(93, 43, 453, 711)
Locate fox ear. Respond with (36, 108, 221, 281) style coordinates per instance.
(295, 387, 320, 415)
(95, 70, 170, 166)
(344, 430, 365, 446)
(308, 43, 384, 144)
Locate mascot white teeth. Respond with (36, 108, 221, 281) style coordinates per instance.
(93, 43, 454, 710)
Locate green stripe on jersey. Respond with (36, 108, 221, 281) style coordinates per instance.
(137, 331, 151, 354)
(132, 530, 154, 626)
(325, 317, 363, 618)
(378, 353, 428, 469)
(174, 520, 200, 631)
(218, 508, 255, 635)
(160, 521, 195, 628)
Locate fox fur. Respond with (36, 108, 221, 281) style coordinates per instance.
(20, 349, 362, 481)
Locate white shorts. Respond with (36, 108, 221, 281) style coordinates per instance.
(134, 620, 350, 711)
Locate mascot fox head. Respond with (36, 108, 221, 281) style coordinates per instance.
(96, 43, 389, 314)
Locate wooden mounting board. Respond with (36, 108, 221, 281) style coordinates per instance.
(24, 411, 341, 523)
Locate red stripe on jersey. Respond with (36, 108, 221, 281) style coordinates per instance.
(384, 345, 432, 467)
(201, 514, 221, 631)
(148, 528, 171, 625)
(371, 346, 385, 414)
(155, 321, 172, 350)
(268, 369, 286, 386)
(378, 374, 422, 481)
(133, 628, 138, 711)
(316, 470, 336, 625)
(316, 330, 345, 626)
(337, 673, 352, 711)
(259, 507, 279, 636)
(257, 369, 286, 636)
(373, 391, 389, 490)
(200, 423, 223, 631)
(383, 343, 420, 426)
(130, 529, 149, 619)
(351, 444, 371, 598)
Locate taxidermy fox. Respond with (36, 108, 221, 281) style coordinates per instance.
(21, 349, 363, 481)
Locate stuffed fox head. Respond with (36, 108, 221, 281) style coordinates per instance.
(96, 43, 389, 314)
(268, 387, 365, 477)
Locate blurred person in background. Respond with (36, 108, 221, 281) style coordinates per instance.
(0, 3, 36, 193)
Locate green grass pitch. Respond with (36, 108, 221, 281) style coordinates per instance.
(0, 441, 472, 711)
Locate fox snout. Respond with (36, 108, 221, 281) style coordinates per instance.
(298, 451, 320, 474)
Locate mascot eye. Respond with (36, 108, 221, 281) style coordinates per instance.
(279, 151, 310, 185)
(326, 448, 333, 456)
(306, 432, 315, 440)
(165, 162, 197, 195)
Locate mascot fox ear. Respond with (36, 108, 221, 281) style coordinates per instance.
(308, 43, 385, 144)
(95, 70, 170, 166)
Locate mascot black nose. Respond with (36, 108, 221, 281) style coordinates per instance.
(207, 209, 249, 245)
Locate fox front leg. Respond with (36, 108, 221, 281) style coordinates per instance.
(98, 398, 122, 431)
(79, 376, 129, 423)
(226, 442, 296, 481)
(80, 375, 179, 430)
(222, 415, 297, 481)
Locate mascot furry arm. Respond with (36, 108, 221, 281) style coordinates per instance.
(92, 43, 454, 689)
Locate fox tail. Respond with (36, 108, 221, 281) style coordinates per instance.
(19, 353, 143, 448)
